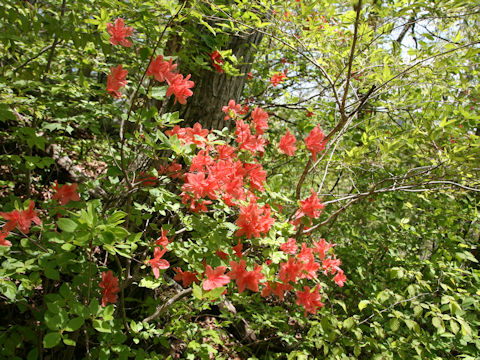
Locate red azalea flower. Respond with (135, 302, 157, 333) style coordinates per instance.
(190, 151, 214, 172)
(280, 238, 298, 254)
(235, 200, 274, 239)
(155, 228, 169, 247)
(215, 144, 236, 160)
(0, 232, 11, 247)
(296, 285, 324, 316)
(174, 268, 199, 287)
(278, 257, 302, 283)
(52, 181, 81, 205)
(305, 125, 327, 160)
(107, 65, 128, 98)
(334, 270, 347, 287)
(233, 241, 243, 258)
(300, 188, 325, 219)
(270, 72, 286, 87)
(278, 129, 297, 156)
(203, 265, 230, 290)
(0, 201, 41, 234)
(182, 171, 219, 200)
(243, 162, 266, 192)
(209, 50, 225, 73)
(228, 260, 264, 293)
(216, 250, 229, 260)
(222, 100, 242, 121)
(99, 271, 120, 307)
(322, 256, 342, 275)
(166, 161, 183, 179)
(312, 238, 336, 260)
(135, 172, 158, 187)
(149, 247, 170, 279)
(146, 55, 177, 83)
(185, 122, 209, 147)
(106, 18, 133, 47)
(261, 281, 292, 300)
(166, 73, 194, 104)
(251, 107, 269, 135)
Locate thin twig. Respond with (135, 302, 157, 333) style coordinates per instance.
(43, 0, 67, 76)
(143, 288, 192, 323)
(340, 0, 363, 118)
(114, 254, 130, 331)
(13, 44, 55, 73)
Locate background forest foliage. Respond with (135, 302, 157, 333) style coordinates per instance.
(0, 0, 479, 359)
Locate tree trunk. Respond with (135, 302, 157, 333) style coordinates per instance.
(167, 30, 264, 130)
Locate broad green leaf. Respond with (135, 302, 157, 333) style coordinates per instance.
(65, 317, 84, 332)
(358, 300, 369, 311)
(192, 283, 203, 300)
(43, 332, 61, 348)
(92, 319, 112, 333)
(389, 318, 400, 332)
(57, 218, 78, 233)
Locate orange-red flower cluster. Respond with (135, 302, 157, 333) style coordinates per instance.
(149, 247, 170, 279)
(209, 50, 225, 73)
(235, 199, 274, 239)
(228, 260, 265, 293)
(107, 65, 128, 98)
(270, 72, 287, 86)
(0, 201, 41, 237)
(203, 265, 230, 290)
(305, 125, 327, 160)
(278, 129, 297, 156)
(107, 18, 133, 47)
(52, 182, 81, 205)
(146, 55, 194, 104)
(99, 271, 120, 307)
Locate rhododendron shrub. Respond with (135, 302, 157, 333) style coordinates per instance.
(0, 10, 352, 359)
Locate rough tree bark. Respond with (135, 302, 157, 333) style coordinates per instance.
(165, 29, 264, 130)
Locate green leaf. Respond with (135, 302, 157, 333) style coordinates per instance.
(43, 332, 61, 348)
(107, 211, 126, 225)
(45, 264, 60, 281)
(354, 344, 361, 357)
(413, 305, 423, 318)
(65, 317, 84, 332)
(57, 218, 78, 233)
(0, 280, 17, 301)
(432, 317, 445, 333)
(405, 319, 420, 334)
(151, 86, 167, 100)
(205, 286, 225, 300)
(457, 317, 472, 336)
(27, 348, 38, 360)
(449, 319, 459, 334)
(192, 283, 203, 300)
(89, 298, 100, 316)
(0, 104, 15, 122)
(44, 311, 62, 330)
(103, 304, 115, 320)
(358, 300, 369, 311)
(343, 317, 355, 331)
(138, 277, 163, 290)
(389, 318, 400, 332)
(92, 319, 112, 333)
(63, 337, 76, 346)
